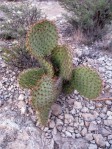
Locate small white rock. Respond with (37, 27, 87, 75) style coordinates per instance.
(18, 94, 25, 101)
(81, 127, 87, 136)
(65, 131, 72, 137)
(65, 114, 74, 123)
(89, 144, 97, 149)
(49, 120, 55, 128)
(74, 101, 82, 109)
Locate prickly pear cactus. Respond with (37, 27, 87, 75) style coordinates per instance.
(38, 57, 54, 77)
(51, 45, 73, 80)
(18, 68, 44, 89)
(26, 20, 58, 58)
(18, 19, 103, 126)
(31, 76, 58, 125)
(63, 67, 102, 99)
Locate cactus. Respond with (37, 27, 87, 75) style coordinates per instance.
(31, 76, 58, 125)
(17, 19, 103, 126)
(63, 67, 102, 99)
(26, 20, 58, 58)
(51, 45, 73, 80)
(18, 68, 45, 89)
(38, 57, 54, 77)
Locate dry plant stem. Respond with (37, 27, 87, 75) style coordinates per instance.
(95, 98, 112, 101)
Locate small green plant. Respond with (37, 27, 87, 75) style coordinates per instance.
(18, 20, 103, 125)
(1, 3, 43, 69)
(0, 3, 43, 40)
(2, 41, 39, 70)
(60, 0, 112, 42)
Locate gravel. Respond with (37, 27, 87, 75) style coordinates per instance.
(0, 0, 112, 149)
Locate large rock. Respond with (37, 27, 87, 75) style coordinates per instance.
(53, 133, 89, 149)
(0, 104, 54, 149)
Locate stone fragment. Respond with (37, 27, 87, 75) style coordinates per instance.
(82, 112, 98, 121)
(51, 104, 62, 116)
(104, 120, 112, 126)
(56, 119, 63, 126)
(66, 126, 74, 133)
(108, 135, 112, 140)
(89, 123, 98, 132)
(65, 114, 74, 123)
(105, 141, 110, 147)
(49, 120, 55, 128)
(81, 128, 87, 136)
(18, 94, 25, 101)
(101, 128, 111, 137)
(67, 98, 74, 105)
(85, 133, 93, 141)
(74, 101, 82, 109)
(65, 131, 72, 137)
(52, 127, 57, 135)
(88, 144, 97, 149)
(57, 125, 63, 132)
(96, 103, 103, 108)
(107, 111, 112, 116)
(81, 107, 89, 113)
(17, 101, 26, 114)
(105, 100, 112, 105)
(93, 134, 106, 147)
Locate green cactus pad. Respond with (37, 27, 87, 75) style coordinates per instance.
(38, 57, 54, 77)
(51, 45, 73, 80)
(18, 68, 45, 89)
(26, 20, 58, 58)
(31, 76, 58, 125)
(63, 67, 102, 99)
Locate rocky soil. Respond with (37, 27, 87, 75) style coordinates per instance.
(0, 0, 112, 149)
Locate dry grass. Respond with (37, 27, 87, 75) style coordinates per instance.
(72, 28, 88, 45)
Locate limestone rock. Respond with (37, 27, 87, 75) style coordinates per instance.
(93, 134, 106, 147)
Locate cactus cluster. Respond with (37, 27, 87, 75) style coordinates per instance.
(18, 19, 103, 125)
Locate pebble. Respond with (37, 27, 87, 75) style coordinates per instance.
(82, 112, 98, 121)
(81, 127, 87, 136)
(74, 101, 82, 109)
(81, 107, 89, 113)
(49, 120, 55, 128)
(89, 123, 98, 132)
(65, 114, 74, 123)
(108, 135, 112, 140)
(51, 104, 62, 116)
(18, 94, 25, 101)
(105, 141, 110, 147)
(85, 133, 93, 141)
(17, 101, 26, 114)
(104, 120, 112, 126)
(101, 128, 111, 137)
(88, 144, 97, 149)
(67, 126, 74, 133)
(105, 100, 112, 105)
(93, 134, 106, 147)
(65, 131, 72, 137)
